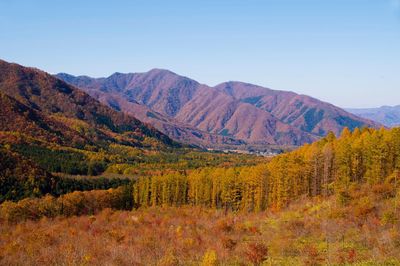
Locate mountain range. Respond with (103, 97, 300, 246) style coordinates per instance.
(346, 106, 400, 128)
(56, 69, 379, 148)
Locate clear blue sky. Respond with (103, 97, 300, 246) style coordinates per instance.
(1, 0, 399, 108)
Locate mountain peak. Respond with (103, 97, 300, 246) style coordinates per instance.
(147, 68, 175, 75)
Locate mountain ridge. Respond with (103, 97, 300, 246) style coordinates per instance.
(346, 105, 400, 127)
(56, 71, 317, 146)
(55, 69, 379, 148)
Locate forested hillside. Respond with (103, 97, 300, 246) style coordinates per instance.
(2, 127, 399, 218)
(267, 127, 400, 208)
(130, 127, 400, 212)
(0, 147, 57, 203)
(0, 59, 177, 149)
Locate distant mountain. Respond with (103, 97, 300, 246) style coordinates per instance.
(346, 106, 400, 127)
(0, 59, 176, 148)
(56, 70, 379, 147)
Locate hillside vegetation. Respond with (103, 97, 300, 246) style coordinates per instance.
(1, 127, 400, 265)
(3, 127, 399, 218)
(1, 183, 399, 265)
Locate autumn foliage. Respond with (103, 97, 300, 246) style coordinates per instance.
(1, 127, 400, 264)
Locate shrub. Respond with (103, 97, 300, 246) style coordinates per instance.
(372, 183, 396, 199)
(201, 249, 218, 266)
(353, 197, 374, 217)
(221, 236, 237, 250)
(214, 218, 234, 233)
(0, 186, 132, 223)
(337, 190, 352, 206)
(381, 211, 398, 225)
(303, 245, 323, 266)
(157, 252, 179, 266)
(245, 242, 268, 265)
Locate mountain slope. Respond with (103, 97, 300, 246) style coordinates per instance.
(215, 81, 380, 136)
(346, 105, 400, 127)
(0, 59, 176, 148)
(56, 73, 245, 147)
(56, 69, 379, 147)
(56, 71, 316, 146)
(0, 91, 76, 144)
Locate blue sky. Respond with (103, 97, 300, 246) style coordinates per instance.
(0, 0, 399, 108)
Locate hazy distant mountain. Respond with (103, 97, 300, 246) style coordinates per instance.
(56, 69, 379, 148)
(346, 106, 400, 127)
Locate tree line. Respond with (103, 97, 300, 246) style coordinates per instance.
(0, 146, 131, 203)
(132, 127, 400, 211)
(0, 185, 132, 223)
(267, 127, 400, 209)
(132, 166, 268, 212)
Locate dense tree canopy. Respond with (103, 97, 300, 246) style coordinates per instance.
(132, 127, 400, 211)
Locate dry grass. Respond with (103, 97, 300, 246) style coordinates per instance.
(0, 207, 268, 265)
(1, 185, 400, 265)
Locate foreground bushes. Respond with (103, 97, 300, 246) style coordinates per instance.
(1, 186, 400, 265)
(0, 185, 132, 223)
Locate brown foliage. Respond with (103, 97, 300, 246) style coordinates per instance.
(245, 242, 268, 265)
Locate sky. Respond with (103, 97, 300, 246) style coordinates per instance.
(0, 0, 399, 108)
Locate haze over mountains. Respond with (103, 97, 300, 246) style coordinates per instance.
(346, 106, 400, 128)
(56, 69, 379, 148)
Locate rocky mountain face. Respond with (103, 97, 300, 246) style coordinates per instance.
(346, 106, 400, 128)
(0, 59, 176, 148)
(56, 69, 379, 148)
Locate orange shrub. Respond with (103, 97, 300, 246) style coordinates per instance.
(245, 242, 268, 265)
